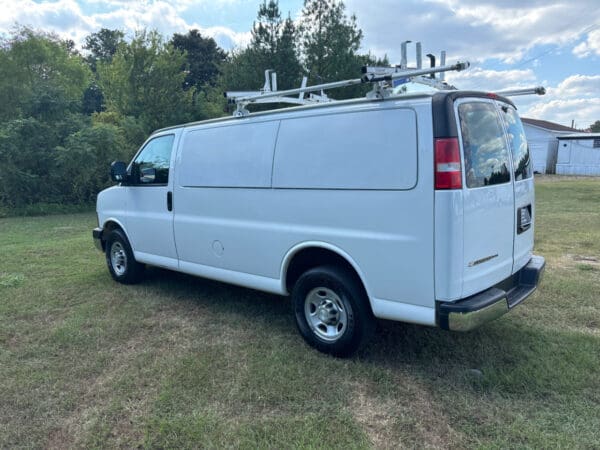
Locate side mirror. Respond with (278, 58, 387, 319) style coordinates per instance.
(110, 161, 128, 183)
(140, 167, 156, 183)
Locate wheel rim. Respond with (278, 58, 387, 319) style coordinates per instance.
(304, 287, 347, 342)
(110, 241, 127, 276)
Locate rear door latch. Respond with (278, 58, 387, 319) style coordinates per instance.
(517, 204, 532, 234)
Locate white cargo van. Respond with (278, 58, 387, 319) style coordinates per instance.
(93, 87, 545, 356)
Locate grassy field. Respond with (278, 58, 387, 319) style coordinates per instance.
(1, 176, 599, 449)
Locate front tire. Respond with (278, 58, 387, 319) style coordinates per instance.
(292, 265, 374, 357)
(105, 229, 144, 284)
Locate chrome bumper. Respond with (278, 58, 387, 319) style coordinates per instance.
(93, 227, 104, 252)
(438, 255, 545, 331)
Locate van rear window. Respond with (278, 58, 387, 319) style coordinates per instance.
(503, 106, 532, 181)
(458, 102, 510, 188)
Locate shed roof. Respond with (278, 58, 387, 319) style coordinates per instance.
(522, 118, 579, 133)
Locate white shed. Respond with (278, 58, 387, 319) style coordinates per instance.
(556, 134, 600, 176)
(522, 118, 578, 174)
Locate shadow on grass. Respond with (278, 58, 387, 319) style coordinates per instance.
(129, 268, 598, 401)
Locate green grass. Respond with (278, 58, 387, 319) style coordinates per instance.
(1, 175, 599, 449)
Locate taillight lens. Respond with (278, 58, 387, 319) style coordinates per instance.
(435, 137, 462, 189)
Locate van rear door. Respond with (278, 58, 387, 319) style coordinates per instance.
(500, 104, 535, 273)
(456, 99, 515, 297)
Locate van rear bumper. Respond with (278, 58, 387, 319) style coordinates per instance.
(437, 255, 545, 331)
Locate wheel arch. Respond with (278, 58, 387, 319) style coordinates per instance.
(281, 242, 374, 313)
(100, 218, 132, 250)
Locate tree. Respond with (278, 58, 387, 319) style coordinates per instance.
(590, 120, 600, 132)
(82, 29, 126, 114)
(0, 28, 93, 207)
(171, 29, 227, 90)
(0, 28, 90, 122)
(83, 28, 125, 71)
(54, 123, 129, 203)
(97, 30, 195, 133)
(220, 1, 302, 93)
(299, 0, 363, 98)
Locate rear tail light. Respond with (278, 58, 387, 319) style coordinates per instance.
(435, 137, 462, 190)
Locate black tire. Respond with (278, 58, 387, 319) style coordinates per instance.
(105, 229, 144, 284)
(292, 265, 374, 357)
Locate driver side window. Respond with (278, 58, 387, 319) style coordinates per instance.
(130, 134, 175, 185)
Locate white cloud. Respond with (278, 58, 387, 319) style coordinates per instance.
(444, 67, 599, 127)
(512, 74, 600, 128)
(345, 0, 600, 64)
(524, 98, 600, 129)
(573, 28, 600, 58)
(0, 0, 97, 43)
(0, 0, 250, 50)
(446, 67, 537, 92)
(551, 74, 600, 98)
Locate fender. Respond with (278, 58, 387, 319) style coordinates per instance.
(101, 217, 132, 247)
(279, 241, 374, 302)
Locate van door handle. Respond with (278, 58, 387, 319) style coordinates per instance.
(517, 204, 531, 234)
(167, 191, 173, 211)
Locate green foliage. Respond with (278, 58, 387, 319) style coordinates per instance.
(171, 29, 227, 90)
(299, 0, 365, 98)
(0, 2, 391, 214)
(55, 123, 130, 203)
(84, 28, 125, 72)
(0, 28, 90, 122)
(590, 120, 600, 132)
(97, 30, 196, 133)
(0, 118, 57, 207)
(220, 0, 302, 95)
(82, 29, 126, 114)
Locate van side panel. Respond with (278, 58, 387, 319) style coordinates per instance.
(273, 109, 417, 190)
(178, 121, 279, 188)
(173, 99, 435, 319)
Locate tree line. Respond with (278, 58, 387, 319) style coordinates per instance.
(0, 0, 388, 212)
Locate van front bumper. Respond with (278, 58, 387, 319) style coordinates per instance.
(93, 227, 104, 252)
(437, 255, 545, 331)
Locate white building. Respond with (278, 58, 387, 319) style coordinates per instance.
(522, 118, 578, 174)
(556, 134, 600, 176)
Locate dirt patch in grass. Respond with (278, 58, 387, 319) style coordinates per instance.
(349, 377, 461, 449)
(551, 254, 600, 272)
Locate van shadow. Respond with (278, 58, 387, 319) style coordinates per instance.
(141, 267, 291, 323)
(140, 268, 596, 398)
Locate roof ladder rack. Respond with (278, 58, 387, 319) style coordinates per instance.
(225, 59, 470, 116)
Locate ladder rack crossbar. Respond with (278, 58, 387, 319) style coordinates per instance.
(227, 62, 469, 105)
(494, 86, 546, 97)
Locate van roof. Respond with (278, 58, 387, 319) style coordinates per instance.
(151, 91, 436, 135)
(151, 89, 515, 135)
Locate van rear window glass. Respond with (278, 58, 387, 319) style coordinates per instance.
(503, 106, 532, 181)
(273, 108, 417, 190)
(458, 102, 511, 188)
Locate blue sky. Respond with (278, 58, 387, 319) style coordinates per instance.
(1, 0, 598, 128)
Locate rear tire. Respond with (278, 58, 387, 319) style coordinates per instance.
(105, 229, 144, 284)
(292, 265, 374, 357)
